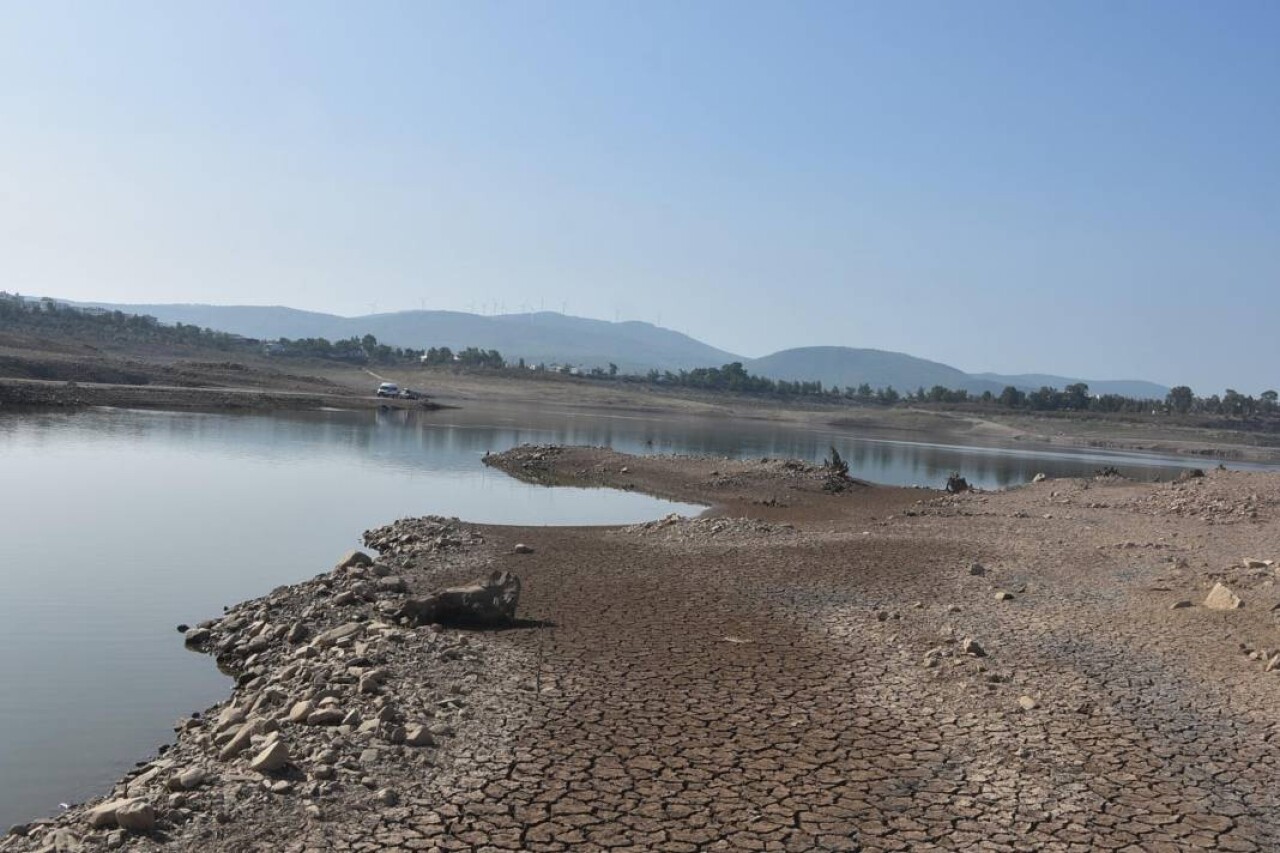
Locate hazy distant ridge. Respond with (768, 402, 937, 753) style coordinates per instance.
(72, 300, 1170, 397)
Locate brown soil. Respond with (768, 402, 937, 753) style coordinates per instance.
(9, 447, 1280, 852)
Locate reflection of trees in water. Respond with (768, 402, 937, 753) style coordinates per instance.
(14, 408, 1217, 489)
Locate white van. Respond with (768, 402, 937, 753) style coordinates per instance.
(376, 382, 400, 398)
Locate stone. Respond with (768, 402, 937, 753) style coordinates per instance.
(1018, 696, 1038, 711)
(167, 768, 206, 791)
(312, 764, 335, 780)
(1243, 558, 1273, 569)
(1266, 654, 1280, 673)
(968, 563, 986, 576)
(286, 622, 310, 644)
(514, 543, 534, 554)
(306, 708, 344, 726)
(1032, 473, 1048, 483)
(335, 550, 373, 571)
(376, 576, 406, 594)
(287, 700, 314, 723)
(397, 571, 521, 627)
(215, 705, 246, 732)
(404, 724, 434, 747)
(86, 799, 139, 830)
(219, 721, 260, 760)
(961, 638, 986, 657)
(250, 740, 290, 773)
(1169, 600, 1193, 609)
(1204, 582, 1243, 610)
(314, 622, 364, 648)
(114, 800, 156, 833)
(376, 788, 399, 806)
(183, 627, 211, 646)
(995, 591, 1014, 602)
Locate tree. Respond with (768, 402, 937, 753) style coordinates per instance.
(1166, 386, 1194, 415)
(1063, 383, 1090, 411)
(608, 362, 618, 377)
(1262, 390, 1278, 412)
(999, 386, 1025, 408)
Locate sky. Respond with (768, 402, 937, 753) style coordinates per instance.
(1, 1, 1277, 393)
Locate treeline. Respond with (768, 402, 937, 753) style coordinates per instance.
(420, 346, 505, 368)
(616, 359, 1279, 419)
(268, 333, 424, 364)
(0, 293, 242, 349)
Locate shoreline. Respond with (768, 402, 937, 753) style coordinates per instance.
(6, 446, 1280, 850)
(7, 366, 1280, 467)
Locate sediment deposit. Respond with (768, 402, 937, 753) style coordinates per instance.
(7, 446, 1280, 852)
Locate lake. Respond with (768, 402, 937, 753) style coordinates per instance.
(0, 404, 1250, 827)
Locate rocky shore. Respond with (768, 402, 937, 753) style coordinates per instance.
(7, 446, 1280, 851)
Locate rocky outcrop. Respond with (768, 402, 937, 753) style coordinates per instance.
(397, 571, 521, 628)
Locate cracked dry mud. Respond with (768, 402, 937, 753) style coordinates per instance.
(8, 447, 1280, 852)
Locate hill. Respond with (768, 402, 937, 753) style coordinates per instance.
(972, 373, 1170, 399)
(61, 299, 1171, 397)
(75, 302, 738, 374)
(746, 347, 1006, 395)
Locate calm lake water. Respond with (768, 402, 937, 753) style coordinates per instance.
(0, 404, 1258, 826)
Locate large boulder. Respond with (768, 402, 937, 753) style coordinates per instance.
(398, 571, 521, 628)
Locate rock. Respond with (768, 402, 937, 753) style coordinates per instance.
(335, 550, 373, 571)
(1032, 473, 1047, 483)
(312, 764, 335, 780)
(183, 627, 211, 646)
(377, 576, 407, 594)
(994, 591, 1014, 602)
(86, 799, 141, 830)
(45, 828, 85, 851)
(961, 638, 986, 657)
(375, 788, 399, 806)
(333, 591, 357, 606)
(1169, 600, 1193, 610)
(168, 768, 206, 791)
(269, 780, 293, 794)
(287, 700, 315, 723)
(1204, 582, 1243, 610)
(1017, 696, 1038, 711)
(306, 708, 344, 726)
(218, 721, 259, 760)
(215, 705, 246, 732)
(314, 622, 364, 648)
(398, 571, 521, 627)
(404, 724, 434, 747)
(114, 800, 156, 833)
(514, 543, 534, 554)
(249, 740, 290, 773)
(1266, 654, 1280, 673)
(1243, 558, 1273, 569)
(286, 622, 310, 644)
(968, 563, 986, 576)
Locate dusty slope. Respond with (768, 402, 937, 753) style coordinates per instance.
(7, 448, 1280, 852)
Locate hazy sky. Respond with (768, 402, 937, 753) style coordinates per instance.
(2, 1, 1277, 392)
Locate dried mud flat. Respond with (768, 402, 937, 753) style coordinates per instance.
(7, 447, 1280, 852)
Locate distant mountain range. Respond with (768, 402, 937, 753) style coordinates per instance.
(67, 300, 1170, 398)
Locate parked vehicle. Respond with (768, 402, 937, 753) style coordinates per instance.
(375, 382, 400, 398)
(398, 388, 424, 400)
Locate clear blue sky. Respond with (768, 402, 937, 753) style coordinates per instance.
(2, 1, 1277, 392)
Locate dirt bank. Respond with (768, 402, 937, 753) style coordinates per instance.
(8, 446, 1280, 851)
